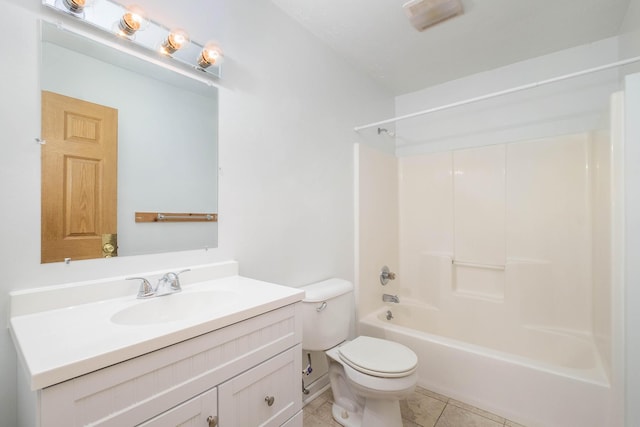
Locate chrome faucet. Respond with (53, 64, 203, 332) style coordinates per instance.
(127, 269, 191, 299)
(382, 294, 399, 303)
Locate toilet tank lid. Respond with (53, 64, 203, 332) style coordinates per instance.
(301, 278, 353, 302)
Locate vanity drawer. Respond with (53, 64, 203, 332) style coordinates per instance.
(138, 387, 217, 427)
(218, 344, 302, 427)
(40, 303, 302, 427)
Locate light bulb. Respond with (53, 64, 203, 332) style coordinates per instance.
(63, 0, 86, 12)
(197, 43, 223, 69)
(117, 5, 148, 37)
(161, 29, 190, 55)
(57, 0, 94, 16)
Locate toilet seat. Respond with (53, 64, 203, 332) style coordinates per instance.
(338, 336, 417, 378)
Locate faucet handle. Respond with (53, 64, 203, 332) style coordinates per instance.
(164, 269, 191, 291)
(174, 269, 191, 289)
(127, 277, 154, 298)
(380, 266, 397, 285)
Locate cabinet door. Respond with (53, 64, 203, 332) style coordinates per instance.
(138, 387, 217, 427)
(218, 345, 301, 427)
(280, 411, 302, 427)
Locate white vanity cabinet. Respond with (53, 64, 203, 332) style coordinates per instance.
(36, 303, 303, 427)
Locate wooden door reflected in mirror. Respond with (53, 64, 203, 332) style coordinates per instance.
(41, 91, 118, 263)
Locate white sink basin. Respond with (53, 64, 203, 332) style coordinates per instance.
(111, 291, 240, 325)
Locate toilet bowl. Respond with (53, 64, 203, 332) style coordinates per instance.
(326, 336, 418, 427)
(301, 279, 418, 427)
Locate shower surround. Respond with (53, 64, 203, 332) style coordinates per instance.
(356, 129, 617, 426)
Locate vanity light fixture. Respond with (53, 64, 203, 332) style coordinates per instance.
(44, 0, 223, 79)
(197, 43, 223, 69)
(116, 5, 148, 37)
(160, 29, 190, 55)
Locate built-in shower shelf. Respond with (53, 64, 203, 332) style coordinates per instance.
(452, 258, 506, 301)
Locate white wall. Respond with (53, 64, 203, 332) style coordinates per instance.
(396, 134, 599, 338)
(609, 91, 626, 427)
(591, 129, 613, 375)
(383, 34, 621, 351)
(394, 37, 620, 157)
(620, 34, 640, 427)
(619, 0, 640, 76)
(356, 144, 399, 319)
(398, 150, 453, 305)
(624, 72, 640, 427)
(0, 1, 394, 426)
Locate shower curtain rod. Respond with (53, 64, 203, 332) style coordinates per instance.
(353, 55, 640, 132)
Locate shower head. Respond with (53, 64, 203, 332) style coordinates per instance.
(377, 127, 396, 137)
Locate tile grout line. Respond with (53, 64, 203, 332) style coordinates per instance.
(432, 401, 448, 427)
(447, 399, 509, 426)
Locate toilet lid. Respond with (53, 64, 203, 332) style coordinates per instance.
(338, 336, 417, 378)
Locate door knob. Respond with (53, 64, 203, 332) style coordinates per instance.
(265, 395, 275, 406)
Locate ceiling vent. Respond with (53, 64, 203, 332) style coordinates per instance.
(403, 0, 463, 31)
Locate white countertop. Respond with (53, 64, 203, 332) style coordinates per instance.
(10, 272, 304, 390)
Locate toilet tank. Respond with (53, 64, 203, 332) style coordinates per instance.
(300, 279, 354, 351)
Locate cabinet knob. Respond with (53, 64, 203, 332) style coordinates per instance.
(264, 395, 275, 407)
(206, 415, 217, 427)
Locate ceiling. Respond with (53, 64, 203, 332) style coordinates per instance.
(271, 0, 632, 95)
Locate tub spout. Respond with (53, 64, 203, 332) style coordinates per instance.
(382, 294, 399, 303)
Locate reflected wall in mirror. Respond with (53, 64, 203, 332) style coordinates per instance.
(40, 21, 219, 264)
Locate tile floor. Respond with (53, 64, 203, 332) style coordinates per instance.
(303, 386, 528, 427)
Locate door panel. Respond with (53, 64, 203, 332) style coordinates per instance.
(41, 91, 118, 263)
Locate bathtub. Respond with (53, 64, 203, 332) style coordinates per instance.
(359, 303, 612, 427)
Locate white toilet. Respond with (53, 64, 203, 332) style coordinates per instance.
(301, 279, 418, 427)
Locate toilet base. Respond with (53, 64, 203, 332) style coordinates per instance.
(331, 398, 403, 427)
(331, 403, 361, 427)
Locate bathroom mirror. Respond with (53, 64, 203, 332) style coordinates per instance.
(40, 21, 218, 263)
